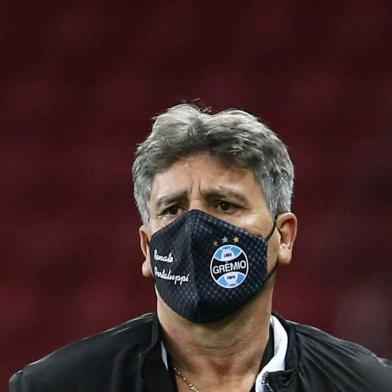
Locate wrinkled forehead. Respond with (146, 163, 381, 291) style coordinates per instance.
(157, 150, 251, 174)
(153, 151, 253, 183)
(148, 152, 266, 207)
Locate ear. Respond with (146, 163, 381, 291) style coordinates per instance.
(139, 225, 153, 278)
(276, 212, 297, 267)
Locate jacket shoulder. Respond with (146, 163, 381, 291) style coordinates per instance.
(290, 320, 392, 391)
(9, 313, 157, 392)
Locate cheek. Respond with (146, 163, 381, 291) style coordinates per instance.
(231, 213, 267, 234)
(150, 218, 167, 233)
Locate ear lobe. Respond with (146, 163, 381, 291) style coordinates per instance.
(139, 225, 153, 278)
(276, 212, 297, 267)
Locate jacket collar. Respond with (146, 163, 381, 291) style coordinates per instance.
(266, 312, 299, 390)
(139, 315, 176, 392)
(139, 312, 299, 392)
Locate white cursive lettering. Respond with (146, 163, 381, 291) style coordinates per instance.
(154, 249, 174, 263)
(154, 267, 189, 285)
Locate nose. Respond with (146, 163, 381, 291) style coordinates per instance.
(188, 198, 205, 213)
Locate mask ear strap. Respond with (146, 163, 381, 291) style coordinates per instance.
(263, 217, 278, 282)
(265, 261, 278, 282)
(265, 218, 277, 241)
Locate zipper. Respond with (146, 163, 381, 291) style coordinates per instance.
(261, 375, 274, 392)
(264, 381, 274, 392)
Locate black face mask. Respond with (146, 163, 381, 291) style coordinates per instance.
(149, 209, 276, 323)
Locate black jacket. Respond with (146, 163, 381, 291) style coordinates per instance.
(9, 313, 392, 391)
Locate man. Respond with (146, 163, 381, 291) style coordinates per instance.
(10, 104, 392, 391)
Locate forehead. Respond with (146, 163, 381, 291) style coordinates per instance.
(149, 153, 264, 204)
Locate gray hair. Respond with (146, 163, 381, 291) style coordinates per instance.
(132, 103, 294, 224)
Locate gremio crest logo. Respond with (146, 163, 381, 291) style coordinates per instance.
(210, 244, 249, 288)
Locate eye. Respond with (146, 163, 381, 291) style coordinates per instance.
(161, 205, 180, 216)
(216, 201, 236, 212)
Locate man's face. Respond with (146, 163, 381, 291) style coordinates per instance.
(139, 152, 297, 278)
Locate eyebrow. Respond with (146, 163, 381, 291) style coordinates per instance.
(201, 186, 250, 205)
(153, 186, 249, 210)
(154, 190, 189, 210)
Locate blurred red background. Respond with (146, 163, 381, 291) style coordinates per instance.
(2, 1, 392, 387)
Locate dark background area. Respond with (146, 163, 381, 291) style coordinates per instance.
(2, 1, 392, 388)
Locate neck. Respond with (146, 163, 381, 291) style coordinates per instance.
(158, 288, 273, 391)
